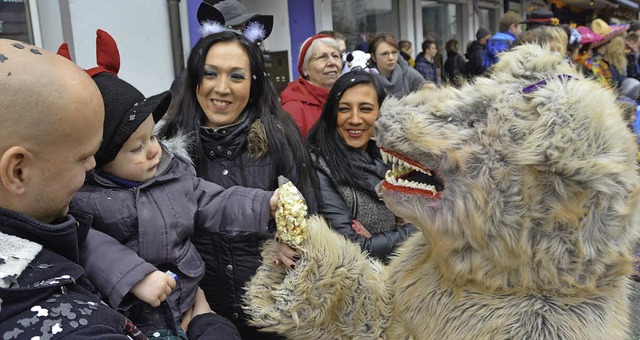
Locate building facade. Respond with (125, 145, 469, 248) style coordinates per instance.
(4, 0, 639, 96)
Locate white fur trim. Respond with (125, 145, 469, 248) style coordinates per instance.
(0, 232, 42, 288)
(199, 20, 225, 38)
(243, 21, 266, 43)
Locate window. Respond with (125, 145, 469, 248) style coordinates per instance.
(422, 2, 463, 47)
(0, 0, 33, 43)
(332, 0, 400, 52)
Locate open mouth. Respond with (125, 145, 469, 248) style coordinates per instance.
(380, 147, 443, 198)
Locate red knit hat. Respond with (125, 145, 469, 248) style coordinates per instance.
(297, 34, 332, 76)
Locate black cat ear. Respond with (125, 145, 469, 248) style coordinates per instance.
(197, 2, 225, 26)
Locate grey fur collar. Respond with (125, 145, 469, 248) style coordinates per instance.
(159, 130, 192, 163)
(0, 232, 42, 288)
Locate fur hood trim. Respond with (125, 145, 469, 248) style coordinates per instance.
(248, 119, 268, 159)
(158, 129, 193, 163)
(0, 232, 42, 288)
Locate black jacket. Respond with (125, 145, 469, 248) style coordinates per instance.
(466, 41, 487, 77)
(0, 208, 240, 339)
(444, 51, 467, 87)
(193, 120, 315, 339)
(311, 151, 418, 261)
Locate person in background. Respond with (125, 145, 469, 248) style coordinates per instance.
(574, 25, 604, 79)
(159, 29, 318, 340)
(319, 30, 347, 55)
(307, 69, 418, 261)
(625, 32, 640, 80)
(0, 39, 234, 339)
(484, 11, 522, 70)
(520, 9, 556, 31)
(443, 38, 467, 87)
(564, 25, 583, 62)
(368, 32, 427, 97)
(604, 36, 629, 89)
(415, 39, 440, 84)
(280, 33, 342, 138)
(518, 25, 568, 56)
(589, 19, 629, 88)
(466, 27, 492, 77)
(398, 40, 415, 67)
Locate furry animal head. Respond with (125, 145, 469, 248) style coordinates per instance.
(376, 44, 640, 294)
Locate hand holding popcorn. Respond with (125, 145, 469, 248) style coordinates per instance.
(275, 176, 308, 249)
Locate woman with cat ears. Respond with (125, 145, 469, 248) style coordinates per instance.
(159, 3, 319, 339)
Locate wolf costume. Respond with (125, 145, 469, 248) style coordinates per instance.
(243, 44, 640, 339)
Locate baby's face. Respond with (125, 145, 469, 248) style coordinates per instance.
(102, 115, 162, 182)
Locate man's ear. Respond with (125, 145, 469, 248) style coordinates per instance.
(0, 146, 33, 195)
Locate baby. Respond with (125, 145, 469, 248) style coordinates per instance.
(71, 70, 277, 338)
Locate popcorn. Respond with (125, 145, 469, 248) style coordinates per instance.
(275, 176, 308, 249)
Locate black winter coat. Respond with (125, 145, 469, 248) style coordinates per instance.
(466, 41, 487, 77)
(444, 51, 467, 87)
(194, 119, 315, 340)
(0, 208, 240, 340)
(311, 151, 418, 261)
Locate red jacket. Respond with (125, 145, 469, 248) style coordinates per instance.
(280, 78, 329, 139)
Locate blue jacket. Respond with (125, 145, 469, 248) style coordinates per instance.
(415, 54, 440, 84)
(484, 31, 517, 70)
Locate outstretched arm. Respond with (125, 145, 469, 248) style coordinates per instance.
(193, 177, 274, 234)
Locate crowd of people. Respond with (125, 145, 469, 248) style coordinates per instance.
(2, 0, 640, 339)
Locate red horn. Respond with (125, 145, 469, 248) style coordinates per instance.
(87, 29, 120, 77)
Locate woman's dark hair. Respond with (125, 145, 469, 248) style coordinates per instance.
(307, 69, 387, 191)
(160, 31, 318, 209)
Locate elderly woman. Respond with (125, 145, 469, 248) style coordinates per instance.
(368, 32, 426, 98)
(306, 70, 418, 261)
(159, 30, 318, 340)
(280, 33, 342, 138)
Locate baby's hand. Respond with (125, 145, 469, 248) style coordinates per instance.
(130, 270, 176, 307)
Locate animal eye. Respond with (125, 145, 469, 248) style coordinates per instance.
(467, 119, 478, 128)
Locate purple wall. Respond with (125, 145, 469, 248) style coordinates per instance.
(288, 0, 316, 79)
(188, 0, 201, 48)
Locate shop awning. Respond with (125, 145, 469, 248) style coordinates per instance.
(555, 0, 620, 9)
(612, 0, 640, 10)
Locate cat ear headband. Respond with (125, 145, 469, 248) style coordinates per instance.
(196, 1, 271, 43)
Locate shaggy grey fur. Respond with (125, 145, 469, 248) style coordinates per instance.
(245, 44, 640, 339)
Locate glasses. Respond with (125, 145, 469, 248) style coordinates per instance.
(312, 52, 341, 63)
(377, 50, 398, 59)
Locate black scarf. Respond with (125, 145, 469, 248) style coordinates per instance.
(200, 113, 252, 160)
(345, 143, 390, 198)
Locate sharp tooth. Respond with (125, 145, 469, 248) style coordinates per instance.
(381, 151, 388, 163)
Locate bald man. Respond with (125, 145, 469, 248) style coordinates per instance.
(0, 39, 233, 339)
